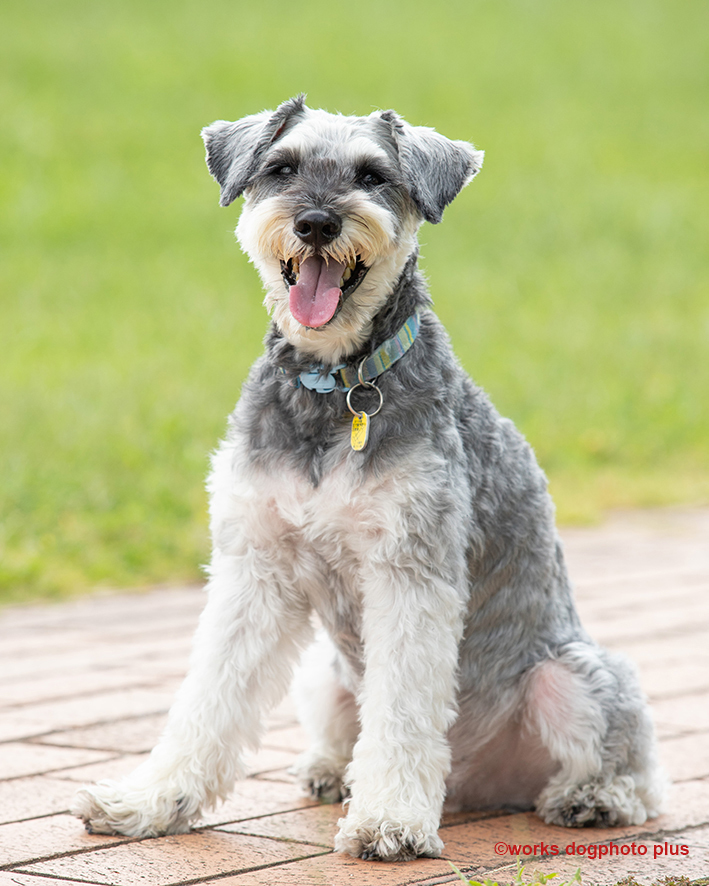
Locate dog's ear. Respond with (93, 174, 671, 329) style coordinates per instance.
(202, 95, 307, 207)
(379, 111, 483, 224)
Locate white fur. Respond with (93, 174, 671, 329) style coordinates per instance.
(290, 632, 359, 803)
(73, 104, 664, 862)
(237, 194, 420, 364)
(74, 436, 468, 859)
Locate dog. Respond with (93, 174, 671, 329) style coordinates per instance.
(73, 96, 665, 862)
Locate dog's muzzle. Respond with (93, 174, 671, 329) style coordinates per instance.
(280, 252, 370, 329)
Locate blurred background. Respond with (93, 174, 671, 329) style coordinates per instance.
(1, 0, 707, 604)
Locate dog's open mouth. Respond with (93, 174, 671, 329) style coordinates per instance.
(280, 255, 369, 328)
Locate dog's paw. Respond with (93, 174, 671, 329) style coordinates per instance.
(335, 816, 444, 861)
(71, 781, 198, 837)
(536, 775, 648, 828)
(290, 754, 350, 804)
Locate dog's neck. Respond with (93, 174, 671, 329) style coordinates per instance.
(266, 250, 430, 375)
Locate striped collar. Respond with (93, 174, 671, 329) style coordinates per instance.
(285, 309, 421, 393)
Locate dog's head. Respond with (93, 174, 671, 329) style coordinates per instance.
(202, 96, 483, 361)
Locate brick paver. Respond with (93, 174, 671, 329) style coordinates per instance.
(1, 507, 708, 886)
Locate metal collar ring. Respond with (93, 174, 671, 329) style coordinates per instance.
(346, 381, 383, 418)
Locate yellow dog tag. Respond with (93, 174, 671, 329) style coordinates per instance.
(350, 412, 370, 451)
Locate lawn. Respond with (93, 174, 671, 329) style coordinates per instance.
(1, 0, 708, 601)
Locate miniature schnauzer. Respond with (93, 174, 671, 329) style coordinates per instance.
(73, 96, 665, 861)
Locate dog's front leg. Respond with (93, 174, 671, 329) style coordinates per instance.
(73, 537, 312, 837)
(335, 544, 466, 861)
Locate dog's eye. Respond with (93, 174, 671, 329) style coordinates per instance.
(358, 170, 385, 188)
(270, 164, 296, 177)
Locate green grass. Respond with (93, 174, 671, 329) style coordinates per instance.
(450, 861, 702, 886)
(2, 0, 708, 602)
(451, 859, 581, 886)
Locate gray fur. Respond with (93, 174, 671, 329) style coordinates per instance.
(224, 102, 663, 831)
(249, 253, 431, 483)
(71, 99, 664, 862)
(202, 95, 306, 206)
(380, 109, 483, 223)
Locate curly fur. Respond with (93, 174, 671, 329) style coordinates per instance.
(72, 97, 665, 862)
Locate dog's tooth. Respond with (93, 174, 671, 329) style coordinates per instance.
(343, 268, 352, 282)
(348, 257, 356, 270)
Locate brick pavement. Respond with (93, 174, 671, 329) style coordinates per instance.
(1, 507, 708, 886)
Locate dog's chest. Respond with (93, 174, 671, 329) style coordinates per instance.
(217, 453, 380, 663)
(212, 440, 400, 568)
(252, 457, 381, 560)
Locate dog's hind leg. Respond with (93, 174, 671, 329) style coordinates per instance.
(290, 631, 359, 803)
(72, 447, 314, 837)
(527, 644, 666, 828)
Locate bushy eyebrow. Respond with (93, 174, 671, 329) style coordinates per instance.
(351, 153, 402, 187)
(354, 155, 393, 174)
(261, 148, 300, 171)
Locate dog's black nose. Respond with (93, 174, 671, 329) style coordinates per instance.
(293, 209, 342, 248)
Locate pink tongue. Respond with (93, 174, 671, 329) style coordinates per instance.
(289, 256, 346, 327)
